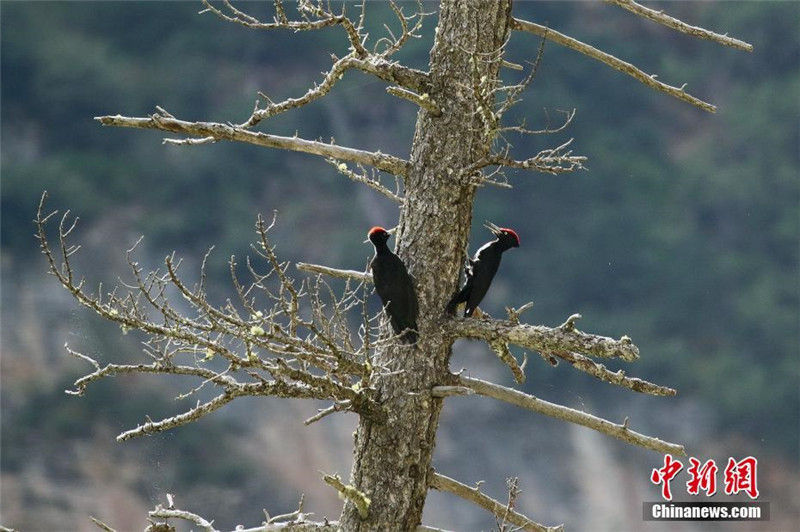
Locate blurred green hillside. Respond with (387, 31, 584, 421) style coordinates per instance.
(2, 2, 798, 530)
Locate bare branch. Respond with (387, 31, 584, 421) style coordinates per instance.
(163, 135, 216, 146)
(459, 375, 686, 455)
(322, 474, 370, 519)
(429, 472, 562, 532)
(95, 112, 410, 176)
(430, 385, 474, 398)
(148, 499, 339, 532)
(605, 0, 753, 52)
(325, 158, 403, 202)
(36, 193, 390, 443)
(194, 3, 433, 129)
(149, 506, 215, 532)
(201, 0, 369, 57)
(304, 400, 351, 425)
(113, 377, 340, 442)
(488, 338, 526, 384)
(253, 524, 339, 532)
(67, 358, 238, 397)
(505, 301, 534, 325)
(511, 17, 717, 113)
(500, 108, 576, 136)
(240, 522, 339, 532)
(448, 314, 640, 362)
(386, 85, 442, 117)
(475, 138, 587, 175)
(507, 59, 529, 73)
(296, 262, 373, 283)
(238, 56, 431, 130)
(375, 1, 430, 58)
(241, 53, 362, 128)
(146, 495, 436, 532)
(89, 517, 116, 532)
(552, 350, 676, 396)
(496, 477, 521, 532)
(348, 56, 430, 94)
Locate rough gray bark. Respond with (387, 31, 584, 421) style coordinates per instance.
(339, 1, 513, 529)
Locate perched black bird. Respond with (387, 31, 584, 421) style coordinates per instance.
(367, 226, 419, 344)
(446, 222, 520, 317)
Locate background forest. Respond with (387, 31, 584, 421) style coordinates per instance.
(1, 1, 797, 530)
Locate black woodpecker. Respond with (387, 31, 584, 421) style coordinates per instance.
(446, 222, 520, 317)
(367, 226, 419, 344)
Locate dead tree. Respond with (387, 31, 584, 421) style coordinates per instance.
(38, 1, 751, 530)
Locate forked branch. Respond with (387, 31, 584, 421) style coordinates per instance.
(238, 53, 431, 129)
(429, 472, 562, 532)
(475, 138, 587, 175)
(326, 158, 403, 202)
(239, 53, 363, 128)
(374, 0, 430, 58)
(201, 0, 430, 130)
(139, 495, 448, 532)
(36, 193, 390, 442)
(144, 494, 339, 532)
(201, 0, 369, 56)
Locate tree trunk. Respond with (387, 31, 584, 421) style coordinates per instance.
(340, 1, 512, 529)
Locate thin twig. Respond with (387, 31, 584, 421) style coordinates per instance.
(429, 472, 562, 532)
(296, 262, 373, 283)
(89, 517, 116, 532)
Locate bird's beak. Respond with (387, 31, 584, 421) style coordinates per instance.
(483, 220, 502, 237)
(363, 237, 370, 243)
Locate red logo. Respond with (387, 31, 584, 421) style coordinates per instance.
(686, 457, 718, 496)
(651, 456, 759, 500)
(724, 456, 759, 499)
(651, 455, 684, 501)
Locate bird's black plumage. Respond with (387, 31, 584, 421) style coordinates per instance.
(368, 227, 419, 344)
(446, 224, 520, 317)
